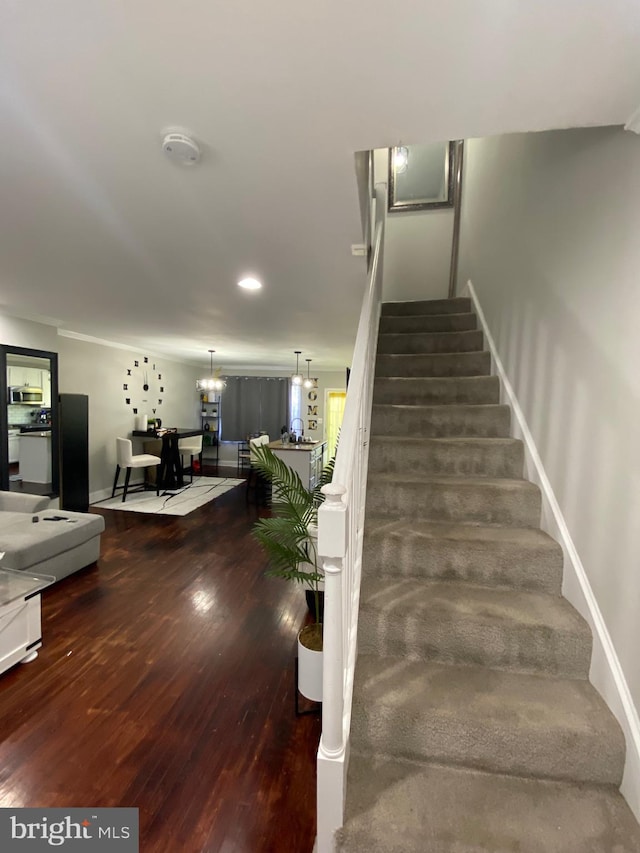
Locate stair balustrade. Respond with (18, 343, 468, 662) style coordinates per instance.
(316, 183, 386, 852)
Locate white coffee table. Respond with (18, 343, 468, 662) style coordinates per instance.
(0, 568, 54, 676)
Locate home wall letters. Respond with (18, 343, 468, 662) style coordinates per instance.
(307, 379, 318, 431)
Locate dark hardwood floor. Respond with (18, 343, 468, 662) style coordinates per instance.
(0, 466, 321, 852)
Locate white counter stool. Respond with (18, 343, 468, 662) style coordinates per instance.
(247, 434, 270, 505)
(112, 437, 161, 502)
(178, 434, 203, 483)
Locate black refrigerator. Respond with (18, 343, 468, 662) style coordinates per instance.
(58, 393, 89, 512)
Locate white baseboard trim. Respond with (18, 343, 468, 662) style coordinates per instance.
(465, 279, 640, 820)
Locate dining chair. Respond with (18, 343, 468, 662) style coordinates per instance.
(237, 440, 251, 475)
(112, 437, 161, 502)
(178, 434, 203, 483)
(247, 434, 270, 505)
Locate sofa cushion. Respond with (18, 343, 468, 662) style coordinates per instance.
(0, 511, 105, 572)
(0, 492, 50, 513)
(0, 512, 40, 532)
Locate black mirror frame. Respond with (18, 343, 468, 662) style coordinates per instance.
(0, 345, 59, 496)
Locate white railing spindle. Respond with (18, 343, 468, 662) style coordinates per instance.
(316, 183, 386, 853)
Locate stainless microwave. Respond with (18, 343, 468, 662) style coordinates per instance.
(8, 386, 44, 404)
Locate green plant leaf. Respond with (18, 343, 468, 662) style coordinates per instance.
(250, 444, 336, 622)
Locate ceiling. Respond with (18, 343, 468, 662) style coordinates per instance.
(1, 1, 639, 373)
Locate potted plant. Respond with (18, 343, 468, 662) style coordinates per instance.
(251, 444, 334, 701)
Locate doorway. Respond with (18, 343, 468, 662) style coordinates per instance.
(0, 346, 59, 497)
(324, 390, 346, 458)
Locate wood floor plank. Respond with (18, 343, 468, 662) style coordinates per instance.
(0, 468, 320, 852)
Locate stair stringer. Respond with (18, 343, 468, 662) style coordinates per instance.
(464, 277, 640, 822)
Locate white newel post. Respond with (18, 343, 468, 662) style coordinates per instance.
(317, 483, 347, 852)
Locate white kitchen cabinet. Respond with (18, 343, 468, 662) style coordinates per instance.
(19, 433, 52, 484)
(267, 441, 326, 491)
(8, 366, 42, 388)
(8, 432, 19, 464)
(40, 371, 51, 406)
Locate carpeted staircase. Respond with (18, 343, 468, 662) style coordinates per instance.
(337, 297, 640, 852)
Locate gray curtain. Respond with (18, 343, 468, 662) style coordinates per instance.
(221, 377, 289, 441)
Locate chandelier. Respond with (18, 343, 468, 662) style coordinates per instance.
(291, 350, 304, 386)
(197, 349, 226, 393)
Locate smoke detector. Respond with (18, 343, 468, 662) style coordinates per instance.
(162, 133, 201, 165)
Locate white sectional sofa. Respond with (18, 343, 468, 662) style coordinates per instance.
(0, 491, 105, 581)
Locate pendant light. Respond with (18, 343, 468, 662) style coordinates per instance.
(197, 349, 226, 392)
(303, 358, 314, 389)
(291, 351, 304, 386)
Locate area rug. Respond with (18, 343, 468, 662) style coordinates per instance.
(93, 476, 245, 516)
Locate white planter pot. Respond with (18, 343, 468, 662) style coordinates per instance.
(298, 624, 323, 702)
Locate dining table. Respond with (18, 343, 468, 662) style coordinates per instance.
(131, 427, 204, 492)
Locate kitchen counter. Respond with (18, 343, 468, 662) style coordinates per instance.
(267, 440, 324, 452)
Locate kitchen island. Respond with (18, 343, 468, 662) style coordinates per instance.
(267, 440, 327, 491)
(19, 432, 52, 484)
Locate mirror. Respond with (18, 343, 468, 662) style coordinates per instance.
(388, 141, 456, 211)
(0, 346, 59, 497)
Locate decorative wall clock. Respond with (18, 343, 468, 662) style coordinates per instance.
(123, 356, 164, 415)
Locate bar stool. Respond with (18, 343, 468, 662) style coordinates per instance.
(112, 438, 161, 502)
(178, 434, 203, 483)
(237, 440, 251, 475)
(247, 434, 270, 505)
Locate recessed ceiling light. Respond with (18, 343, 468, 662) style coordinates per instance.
(238, 277, 262, 291)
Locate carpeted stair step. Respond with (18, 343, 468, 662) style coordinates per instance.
(358, 577, 591, 678)
(381, 297, 471, 316)
(373, 375, 500, 405)
(376, 350, 491, 377)
(371, 403, 510, 438)
(367, 474, 541, 527)
(380, 312, 478, 335)
(337, 755, 640, 853)
(377, 329, 484, 355)
(368, 437, 523, 478)
(379, 311, 477, 334)
(362, 520, 563, 594)
(350, 655, 626, 785)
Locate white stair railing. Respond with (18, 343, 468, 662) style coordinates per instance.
(316, 183, 386, 853)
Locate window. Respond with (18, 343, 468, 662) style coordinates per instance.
(290, 382, 302, 435)
(221, 377, 288, 441)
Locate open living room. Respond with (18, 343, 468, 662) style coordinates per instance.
(3, 2, 640, 853)
(0, 326, 339, 851)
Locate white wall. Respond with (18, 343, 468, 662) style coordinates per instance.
(374, 148, 453, 302)
(0, 315, 202, 498)
(0, 314, 58, 351)
(56, 335, 200, 498)
(458, 125, 640, 805)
